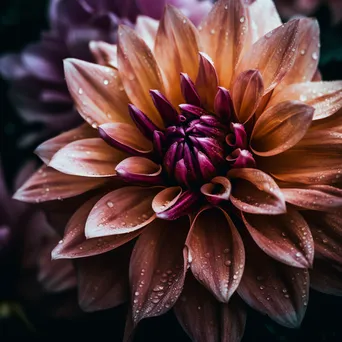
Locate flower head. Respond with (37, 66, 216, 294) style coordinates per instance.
(0, 0, 212, 144)
(16, 0, 342, 339)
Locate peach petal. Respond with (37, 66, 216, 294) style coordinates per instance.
(135, 15, 159, 51)
(89, 41, 118, 68)
(152, 186, 182, 213)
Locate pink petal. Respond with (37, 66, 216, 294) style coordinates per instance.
(251, 101, 314, 156)
(282, 186, 342, 212)
(52, 195, 142, 259)
(267, 81, 342, 120)
(49, 138, 127, 177)
(135, 16, 159, 51)
(85, 186, 162, 238)
(64, 58, 132, 126)
(154, 5, 199, 106)
(75, 245, 131, 312)
(13, 165, 106, 203)
(242, 207, 314, 268)
(129, 217, 189, 325)
(186, 207, 245, 302)
(235, 19, 299, 93)
(238, 233, 310, 328)
(199, 0, 247, 89)
(174, 274, 246, 342)
(89, 41, 118, 68)
(232, 69, 264, 124)
(35, 124, 97, 164)
(118, 25, 164, 127)
(228, 168, 286, 215)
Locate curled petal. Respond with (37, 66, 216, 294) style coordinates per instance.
(155, 5, 199, 106)
(13, 165, 105, 203)
(52, 196, 141, 260)
(129, 217, 189, 325)
(199, 0, 247, 88)
(235, 19, 299, 93)
(214, 87, 233, 121)
(267, 81, 342, 120)
(89, 41, 118, 68)
(228, 168, 286, 215)
(64, 58, 131, 126)
(135, 15, 159, 51)
(232, 69, 264, 123)
(238, 233, 310, 328)
(118, 25, 164, 127)
(282, 186, 342, 212)
(115, 157, 163, 185)
(180, 73, 201, 107)
(201, 176, 231, 205)
(49, 138, 127, 177)
(226, 123, 247, 149)
(226, 149, 256, 169)
(174, 274, 246, 342)
(196, 52, 218, 111)
(186, 207, 245, 302)
(35, 124, 96, 164)
(152, 186, 182, 213)
(85, 186, 161, 238)
(99, 122, 153, 156)
(75, 246, 131, 312)
(251, 101, 314, 156)
(242, 207, 314, 268)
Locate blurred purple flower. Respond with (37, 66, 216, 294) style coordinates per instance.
(0, 0, 212, 145)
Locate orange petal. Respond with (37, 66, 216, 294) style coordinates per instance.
(49, 138, 126, 177)
(199, 0, 247, 89)
(232, 69, 264, 123)
(235, 19, 299, 93)
(238, 234, 309, 328)
(296, 129, 342, 152)
(135, 15, 159, 51)
(129, 216, 189, 325)
(35, 124, 97, 164)
(154, 5, 199, 106)
(267, 81, 342, 120)
(277, 18, 320, 88)
(242, 207, 314, 268)
(251, 101, 314, 156)
(186, 207, 244, 303)
(52, 195, 142, 259)
(89, 41, 118, 69)
(228, 168, 286, 215)
(195, 53, 218, 111)
(118, 25, 164, 127)
(85, 186, 162, 238)
(64, 58, 131, 126)
(13, 165, 106, 203)
(152, 186, 182, 213)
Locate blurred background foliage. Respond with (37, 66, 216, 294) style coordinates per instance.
(1, 0, 342, 340)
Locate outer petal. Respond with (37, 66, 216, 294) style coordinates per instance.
(85, 186, 161, 238)
(228, 168, 286, 215)
(238, 233, 309, 328)
(75, 245, 131, 312)
(174, 274, 246, 342)
(277, 18, 320, 88)
(199, 0, 247, 89)
(235, 19, 299, 93)
(135, 16, 159, 51)
(154, 5, 199, 106)
(242, 207, 314, 268)
(13, 165, 105, 203)
(232, 69, 264, 123)
(89, 41, 118, 69)
(267, 81, 342, 120)
(282, 186, 342, 212)
(98, 122, 153, 156)
(129, 217, 189, 325)
(186, 207, 245, 303)
(49, 138, 126, 177)
(52, 196, 141, 259)
(250, 101, 314, 156)
(118, 25, 164, 127)
(35, 124, 96, 164)
(310, 259, 342, 296)
(64, 59, 131, 126)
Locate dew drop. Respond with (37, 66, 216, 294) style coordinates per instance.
(312, 52, 318, 60)
(78, 88, 83, 95)
(103, 79, 109, 85)
(106, 201, 114, 208)
(239, 16, 245, 23)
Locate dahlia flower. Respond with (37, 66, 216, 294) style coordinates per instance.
(15, 0, 342, 340)
(0, 0, 212, 144)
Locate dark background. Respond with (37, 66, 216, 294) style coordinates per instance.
(1, 0, 342, 341)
